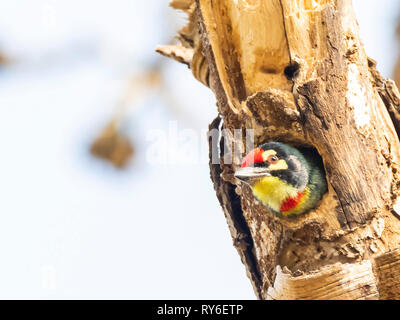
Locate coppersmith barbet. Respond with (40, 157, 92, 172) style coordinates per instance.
(234, 142, 328, 217)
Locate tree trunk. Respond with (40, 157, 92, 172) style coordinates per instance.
(158, 0, 400, 300)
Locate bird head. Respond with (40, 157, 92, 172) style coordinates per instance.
(235, 142, 309, 188)
(234, 142, 313, 215)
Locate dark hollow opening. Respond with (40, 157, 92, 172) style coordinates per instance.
(297, 145, 326, 176)
(284, 62, 300, 80)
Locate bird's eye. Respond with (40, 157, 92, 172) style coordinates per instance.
(267, 155, 279, 164)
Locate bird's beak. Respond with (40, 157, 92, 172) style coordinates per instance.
(234, 167, 271, 185)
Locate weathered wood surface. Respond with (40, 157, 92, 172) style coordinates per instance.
(160, 0, 400, 299)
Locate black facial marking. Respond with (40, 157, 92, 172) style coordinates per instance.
(270, 170, 301, 188)
(253, 162, 267, 168)
(256, 142, 310, 189)
(259, 142, 289, 159)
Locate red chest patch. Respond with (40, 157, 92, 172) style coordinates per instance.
(280, 191, 304, 212)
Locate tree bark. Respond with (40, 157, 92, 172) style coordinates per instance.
(158, 0, 400, 300)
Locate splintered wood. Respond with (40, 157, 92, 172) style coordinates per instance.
(374, 248, 400, 299)
(267, 261, 378, 300)
(161, 0, 400, 299)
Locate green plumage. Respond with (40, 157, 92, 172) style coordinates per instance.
(300, 147, 328, 213)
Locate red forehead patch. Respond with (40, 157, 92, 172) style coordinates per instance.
(241, 148, 264, 168)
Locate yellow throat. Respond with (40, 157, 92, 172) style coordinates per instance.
(252, 176, 308, 215)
